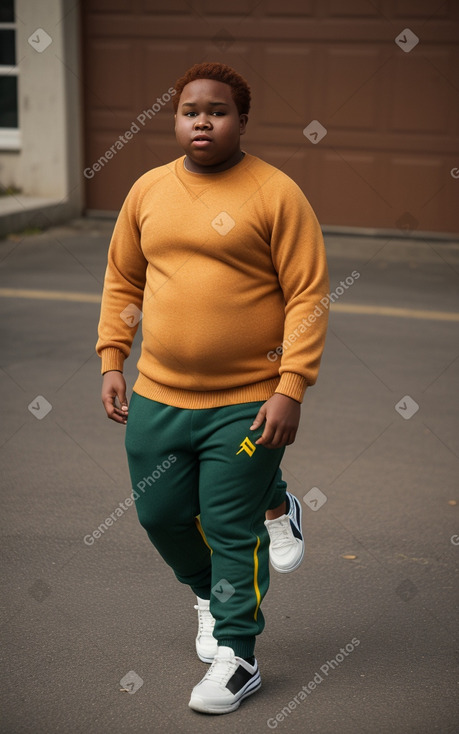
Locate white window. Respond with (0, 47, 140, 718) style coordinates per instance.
(0, 0, 20, 150)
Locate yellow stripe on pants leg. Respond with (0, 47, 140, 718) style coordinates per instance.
(253, 536, 261, 620)
(195, 515, 213, 554)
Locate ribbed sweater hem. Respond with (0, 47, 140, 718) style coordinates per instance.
(133, 373, 285, 409)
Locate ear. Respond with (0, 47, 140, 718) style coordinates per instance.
(239, 114, 249, 135)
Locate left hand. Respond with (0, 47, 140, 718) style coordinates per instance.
(250, 393, 301, 449)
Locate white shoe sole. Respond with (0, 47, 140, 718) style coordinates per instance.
(270, 541, 304, 573)
(196, 649, 216, 664)
(269, 494, 304, 573)
(189, 672, 261, 714)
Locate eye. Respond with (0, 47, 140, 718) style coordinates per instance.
(212, 111, 225, 116)
(185, 111, 197, 117)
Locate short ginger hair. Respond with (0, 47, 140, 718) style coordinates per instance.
(173, 62, 251, 116)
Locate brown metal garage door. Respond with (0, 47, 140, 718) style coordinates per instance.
(81, 0, 459, 234)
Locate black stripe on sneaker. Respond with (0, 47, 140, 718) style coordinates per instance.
(289, 520, 303, 540)
(288, 495, 303, 537)
(226, 664, 256, 695)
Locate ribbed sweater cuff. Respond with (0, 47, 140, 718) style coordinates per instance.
(275, 372, 308, 403)
(100, 348, 125, 374)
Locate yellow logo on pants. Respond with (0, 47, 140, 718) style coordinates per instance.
(236, 436, 256, 456)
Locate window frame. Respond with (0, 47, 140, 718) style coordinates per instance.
(0, 16, 21, 150)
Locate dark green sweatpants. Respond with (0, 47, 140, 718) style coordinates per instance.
(125, 392, 286, 658)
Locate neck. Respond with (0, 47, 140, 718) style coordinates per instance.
(184, 150, 245, 174)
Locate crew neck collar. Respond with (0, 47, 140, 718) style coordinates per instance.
(180, 151, 250, 179)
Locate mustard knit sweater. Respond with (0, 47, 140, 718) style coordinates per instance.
(96, 153, 329, 409)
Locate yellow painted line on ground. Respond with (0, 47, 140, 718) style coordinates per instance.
(0, 287, 101, 303)
(0, 287, 458, 322)
(332, 303, 459, 322)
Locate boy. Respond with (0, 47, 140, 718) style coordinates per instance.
(97, 62, 329, 714)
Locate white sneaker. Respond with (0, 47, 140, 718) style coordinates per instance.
(194, 596, 217, 663)
(189, 646, 261, 714)
(265, 491, 304, 573)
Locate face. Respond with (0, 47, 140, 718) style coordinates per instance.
(175, 78, 248, 173)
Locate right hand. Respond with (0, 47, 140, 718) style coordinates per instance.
(101, 370, 129, 424)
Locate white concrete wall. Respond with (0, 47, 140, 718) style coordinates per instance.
(0, 0, 83, 212)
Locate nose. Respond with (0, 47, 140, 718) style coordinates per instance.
(193, 114, 212, 129)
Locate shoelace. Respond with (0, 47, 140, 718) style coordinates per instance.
(203, 654, 238, 685)
(267, 517, 293, 548)
(194, 605, 215, 636)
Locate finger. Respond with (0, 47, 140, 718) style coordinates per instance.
(262, 434, 284, 449)
(250, 407, 266, 430)
(113, 401, 128, 424)
(262, 426, 291, 449)
(102, 396, 128, 424)
(115, 387, 128, 420)
(118, 393, 128, 423)
(285, 429, 297, 446)
(110, 390, 128, 410)
(109, 409, 128, 424)
(280, 428, 296, 447)
(118, 391, 128, 409)
(255, 422, 276, 446)
(117, 401, 129, 415)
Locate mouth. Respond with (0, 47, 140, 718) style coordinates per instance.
(191, 135, 213, 147)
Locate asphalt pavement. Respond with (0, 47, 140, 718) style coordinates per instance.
(1, 219, 458, 734)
